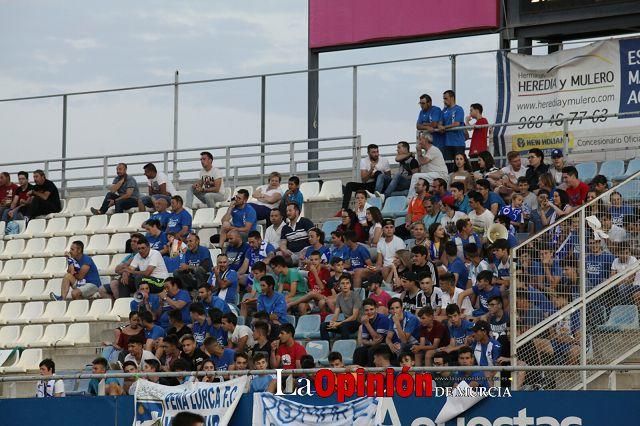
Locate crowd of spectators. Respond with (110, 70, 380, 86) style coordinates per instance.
(5, 90, 637, 397)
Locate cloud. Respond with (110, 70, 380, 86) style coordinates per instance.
(63, 37, 101, 50)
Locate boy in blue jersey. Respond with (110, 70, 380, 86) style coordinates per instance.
(459, 270, 502, 318)
(197, 284, 229, 314)
(203, 337, 236, 371)
(490, 239, 511, 291)
(468, 320, 502, 382)
(329, 230, 350, 261)
(140, 310, 166, 353)
(454, 346, 489, 389)
(207, 308, 228, 347)
(344, 229, 375, 288)
(189, 303, 210, 347)
(444, 241, 468, 290)
(443, 304, 474, 358)
(144, 219, 169, 253)
(279, 175, 304, 215)
(52, 240, 101, 301)
(386, 297, 420, 358)
(499, 192, 525, 232)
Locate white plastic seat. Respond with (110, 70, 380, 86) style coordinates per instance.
(100, 213, 130, 234)
(76, 299, 112, 321)
(15, 324, 44, 347)
(40, 236, 68, 257)
(55, 215, 87, 237)
(300, 181, 320, 201)
(13, 258, 46, 280)
(98, 297, 134, 321)
(1, 348, 43, 373)
(13, 279, 45, 302)
(14, 238, 46, 259)
(6, 301, 44, 325)
(64, 235, 88, 253)
(0, 222, 5, 239)
(102, 233, 129, 255)
(79, 196, 103, 216)
(3, 219, 25, 240)
(31, 257, 67, 280)
(0, 240, 5, 255)
(45, 199, 65, 219)
(192, 208, 216, 229)
(33, 217, 67, 238)
(84, 234, 110, 255)
(38, 300, 67, 323)
(308, 179, 343, 201)
(93, 254, 110, 274)
(104, 253, 127, 275)
(59, 322, 91, 346)
(9, 218, 46, 240)
(0, 302, 22, 325)
(197, 228, 216, 247)
(35, 324, 68, 347)
(211, 208, 227, 226)
(41, 279, 63, 302)
(119, 212, 150, 232)
(214, 187, 233, 208)
(209, 248, 222, 266)
(0, 239, 25, 260)
(58, 299, 89, 322)
(54, 197, 86, 218)
(0, 259, 24, 281)
(0, 326, 20, 348)
(0, 280, 23, 302)
(84, 215, 109, 235)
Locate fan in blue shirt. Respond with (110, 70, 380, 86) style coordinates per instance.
(159, 281, 191, 329)
(442, 99, 466, 148)
(446, 304, 475, 348)
(256, 275, 289, 324)
(166, 197, 192, 238)
(189, 304, 210, 346)
(447, 255, 469, 290)
(197, 286, 230, 314)
(417, 100, 445, 150)
(346, 241, 371, 270)
(387, 299, 420, 349)
(459, 270, 502, 317)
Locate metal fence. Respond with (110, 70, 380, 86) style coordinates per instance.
(510, 172, 640, 390)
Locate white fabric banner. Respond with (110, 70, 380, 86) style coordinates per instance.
(133, 376, 248, 426)
(494, 37, 640, 156)
(252, 393, 381, 426)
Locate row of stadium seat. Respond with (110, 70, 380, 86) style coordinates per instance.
(305, 339, 356, 365)
(0, 234, 130, 259)
(0, 255, 122, 281)
(0, 323, 91, 348)
(0, 298, 133, 325)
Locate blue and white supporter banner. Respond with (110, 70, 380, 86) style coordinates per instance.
(133, 376, 248, 426)
(495, 36, 640, 157)
(252, 393, 381, 426)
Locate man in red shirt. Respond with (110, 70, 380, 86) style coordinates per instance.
(270, 323, 306, 370)
(562, 166, 589, 206)
(414, 306, 450, 366)
(465, 103, 488, 159)
(0, 172, 18, 220)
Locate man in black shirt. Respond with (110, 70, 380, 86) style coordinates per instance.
(179, 334, 207, 370)
(249, 320, 272, 365)
(524, 148, 549, 192)
(166, 309, 191, 341)
(279, 202, 314, 264)
(411, 245, 439, 287)
(382, 141, 420, 198)
(22, 169, 61, 219)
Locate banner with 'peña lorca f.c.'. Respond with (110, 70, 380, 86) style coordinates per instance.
(494, 37, 640, 157)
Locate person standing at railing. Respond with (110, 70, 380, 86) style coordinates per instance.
(465, 103, 489, 169)
(91, 163, 139, 215)
(439, 90, 466, 173)
(185, 151, 226, 208)
(416, 93, 445, 152)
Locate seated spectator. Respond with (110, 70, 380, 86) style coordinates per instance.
(449, 153, 475, 194)
(592, 174, 609, 197)
(367, 273, 391, 314)
(525, 148, 549, 192)
(411, 245, 439, 286)
(432, 352, 455, 387)
(204, 337, 236, 371)
(422, 197, 444, 231)
(198, 284, 229, 314)
(440, 195, 467, 237)
(353, 190, 371, 228)
(353, 298, 391, 367)
(476, 179, 504, 217)
(611, 242, 640, 305)
(150, 197, 171, 231)
(186, 151, 226, 208)
(16, 169, 62, 219)
(279, 175, 304, 215)
(224, 230, 248, 272)
(385, 297, 420, 358)
(486, 296, 509, 339)
(382, 141, 420, 198)
(548, 149, 569, 187)
(167, 195, 193, 240)
(609, 191, 634, 228)
(270, 255, 309, 315)
(498, 151, 527, 195)
(222, 313, 255, 353)
(517, 176, 538, 218)
(444, 242, 468, 289)
(0, 172, 18, 221)
(376, 219, 406, 276)
(144, 219, 169, 254)
(343, 230, 375, 288)
(454, 346, 489, 388)
(528, 189, 553, 235)
(474, 152, 502, 187)
(196, 359, 219, 384)
(138, 163, 175, 212)
(408, 132, 448, 198)
(140, 310, 165, 352)
(293, 251, 332, 313)
(491, 239, 511, 291)
(158, 334, 181, 372)
(179, 334, 207, 370)
(249, 321, 273, 363)
(2, 171, 33, 221)
(189, 303, 210, 347)
(36, 358, 65, 398)
(342, 144, 391, 209)
(240, 262, 268, 318)
(427, 222, 448, 264)
(399, 352, 416, 370)
(468, 320, 502, 379)
(459, 270, 502, 318)
(415, 271, 443, 314)
(321, 274, 362, 340)
(406, 222, 428, 249)
(264, 208, 285, 247)
(337, 208, 367, 243)
(452, 218, 481, 260)
(125, 333, 160, 371)
(210, 253, 239, 305)
(600, 212, 627, 243)
(231, 351, 249, 373)
(385, 249, 412, 292)
(91, 163, 138, 215)
(562, 166, 589, 207)
(124, 237, 169, 294)
(250, 353, 276, 392)
(238, 230, 275, 287)
(372, 345, 393, 368)
(365, 206, 383, 247)
(442, 304, 474, 357)
(400, 271, 421, 314)
(533, 294, 580, 366)
(249, 171, 283, 226)
(174, 233, 212, 291)
(279, 202, 315, 263)
(439, 274, 473, 318)
(537, 172, 556, 195)
(329, 230, 350, 261)
(299, 227, 330, 266)
(88, 357, 121, 396)
(51, 240, 101, 301)
(397, 178, 429, 240)
(170, 358, 195, 384)
(499, 192, 525, 232)
(467, 190, 494, 238)
(585, 238, 615, 290)
(157, 278, 191, 329)
(415, 306, 450, 366)
(464, 243, 491, 289)
(270, 323, 307, 370)
(110, 311, 145, 352)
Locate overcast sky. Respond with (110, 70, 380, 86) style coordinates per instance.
(0, 1, 502, 181)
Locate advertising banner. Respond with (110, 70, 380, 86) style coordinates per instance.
(133, 377, 248, 426)
(495, 37, 640, 156)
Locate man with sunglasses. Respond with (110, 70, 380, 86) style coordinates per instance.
(416, 94, 445, 151)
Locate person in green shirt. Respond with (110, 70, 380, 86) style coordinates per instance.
(270, 255, 309, 315)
